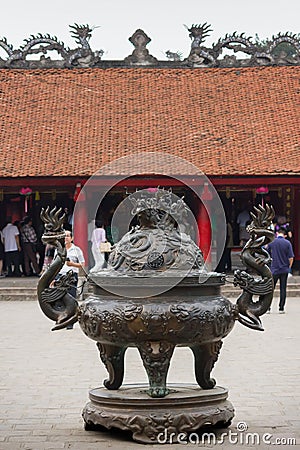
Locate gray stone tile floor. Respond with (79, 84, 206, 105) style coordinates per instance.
(0, 296, 299, 449)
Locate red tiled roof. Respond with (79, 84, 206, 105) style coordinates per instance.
(0, 66, 299, 178)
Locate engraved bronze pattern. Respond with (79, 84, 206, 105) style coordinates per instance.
(82, 395, 234, 443)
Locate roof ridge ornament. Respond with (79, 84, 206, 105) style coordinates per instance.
(124, 29, 158, 66)
(183, 24, 300, 67)
(0, 23, 299, 68)
(0, 23, 104, 68)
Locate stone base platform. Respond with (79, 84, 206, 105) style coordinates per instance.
(82, 383, 234, 444)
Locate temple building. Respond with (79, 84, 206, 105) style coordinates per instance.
(0, 24, 299, 268)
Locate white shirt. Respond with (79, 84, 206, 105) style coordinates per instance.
(58, 244, 85, 275)
(2, 223, 19, 252)
(91, 227, 106, 247)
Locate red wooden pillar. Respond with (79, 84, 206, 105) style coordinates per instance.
(293, 188, 300, 265)
(73, 187, 88, 267)
(197, 184, 212, 264)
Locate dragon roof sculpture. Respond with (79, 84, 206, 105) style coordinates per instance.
(0, 22, 299, 68)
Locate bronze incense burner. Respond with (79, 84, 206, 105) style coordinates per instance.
(38, 190, 274, 443)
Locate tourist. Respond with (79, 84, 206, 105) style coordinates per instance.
(237, 204, 251, 246)
(0, 229, 5, 277)
(55, 230, 85, 329)
(2, 217, 22, 277)
(267, 227, 294, 313)
(21, 216, 41, 276)
(216, 220, 234, 273)
(90, 220, 107, 272)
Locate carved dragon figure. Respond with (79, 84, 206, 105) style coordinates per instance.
(0, 37, 14, 61)
(108, 189, 204, 273)
(269, 32, 300, 50)
(1, 23, 103, 68)
(9, 34, 68, 66)
(184, 25, 300, 67)
(67, 23, 103, 67)
(234, 204, 275, 331)
(184, 23, 216, 66)
(256, 32, 300, 65)
(185, 23, 213, 48)
(214, 32, 300, 66)
(212, 32, 258, 62)
(186, 29, 272, 66)
(37, 207, 79, 330)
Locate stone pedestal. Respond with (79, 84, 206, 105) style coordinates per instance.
(82, 383, 234, 444)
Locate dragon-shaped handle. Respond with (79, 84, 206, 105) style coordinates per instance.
(234, 204, 275, 331)
(37, 207, 79, 331)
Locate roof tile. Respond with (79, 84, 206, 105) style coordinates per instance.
(0, 66, 299, 177)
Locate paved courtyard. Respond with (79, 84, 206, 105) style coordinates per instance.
(0, 296, 299, 449)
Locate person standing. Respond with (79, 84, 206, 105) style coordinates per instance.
(56, 230, 85, 297)
(36, 221, 46, 273)
(267, 227, 294, 313)
(216, 221, 234, 273)
(2, 218, 22, 277)
(13, 220, 25, 274)
(21, 217, 41, 276)
(56, 230, 85, 329)
(90, 220, 106, 272)
(237, 204, 251, 246)
(0, 229, 5, 277)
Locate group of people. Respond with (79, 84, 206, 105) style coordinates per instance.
(0, 216, 43, 277)
(0, 213, 111, 276)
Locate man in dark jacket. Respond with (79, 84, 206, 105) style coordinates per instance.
(21, 217, 41, 276)
(268, 227, 294, 313)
